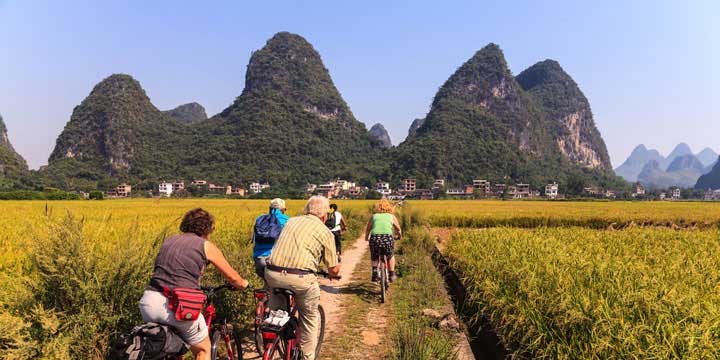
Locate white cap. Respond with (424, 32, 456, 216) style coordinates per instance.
(270, 198, 286, 209)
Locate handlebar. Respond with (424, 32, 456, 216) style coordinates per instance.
(201, 283, 248, 296)
(316, 271, 342, 280)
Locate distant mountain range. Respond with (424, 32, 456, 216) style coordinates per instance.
(4, 32, 625, 192)
(0, 113, 30, 190)
(615, 143, 718, 188)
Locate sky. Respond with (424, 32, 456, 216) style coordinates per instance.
(1, 0, 718, 169)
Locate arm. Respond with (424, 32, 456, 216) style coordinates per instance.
(392, 215, 402, 239)
(364, 218, 373, 241)
(340, 215, 347, 232)
(205, 241, 249, 289)
(321, 232, 341, 278)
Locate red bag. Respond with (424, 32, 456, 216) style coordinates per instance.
(163, 287, 207, 321)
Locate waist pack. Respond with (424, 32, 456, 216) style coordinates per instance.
(109, 322, 187, 360)
(163, 287, 207, 321)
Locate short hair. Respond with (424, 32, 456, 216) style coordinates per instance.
(330, 203, 338, 211)
(373, 199, 394, 214)
(180, 208, 215, 237)
(270, 198, 286, 210)
(304, 195, 330, 218)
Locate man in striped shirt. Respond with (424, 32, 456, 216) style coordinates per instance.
(265, 195, 340, 360)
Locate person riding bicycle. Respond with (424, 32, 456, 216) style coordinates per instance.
(325, 203, 347, 262)
(253, 198, 289, 282)
(139, 208, 250, 360)
(365, 199, 402, 283)
(265, 196, 341, 360)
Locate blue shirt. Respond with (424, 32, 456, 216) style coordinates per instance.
(253, 208, 289, 257)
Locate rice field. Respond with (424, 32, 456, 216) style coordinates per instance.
(0, 199, 372, 359)
(444, 225, 720, 358)
(414, 200, 720, 229)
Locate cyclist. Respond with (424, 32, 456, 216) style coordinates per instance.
(325, 203, 347, 262)
(139, 208, 250, 360)
(365, 199, 402, 283)
(265, 196, 340, 360)
(253, 198, 289, 283)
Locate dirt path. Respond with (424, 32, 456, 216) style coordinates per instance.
(317, 233, 368, 329)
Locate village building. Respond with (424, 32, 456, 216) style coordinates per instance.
(446, 188, 467, 196)
(334, 179, 356, 191)
(473, 179, 491, 194)
(432, 179, 445, 189)
(704, 189, 720, 201)
(108, 183, 132, 197)
(250, 182, 270, 194)
(305, 184, 317, 193)
(632, 182, 645, 197)
(375, 182, 392, 196)
(172, 181, 185, 193)
(207, 184, 229, 194)
(158, 182, 173, 197)
(545, 182, 559, 199)
(318, 182, 341, 199)
(347, 185, 365, 198)
(515, 184, 531, 199)
(584, 187, 599, 195)
(660, 192, 667, 200)
(418, 189, 434, 200)
(191, 180, 208, 187)
(228, 187, 246, 196)
(672, 188, 682, 200)
(605, 190, 617, 199)
(400, 179, 417, 193)
(492, 184, 507, 196)
(464, 184, 475, 195)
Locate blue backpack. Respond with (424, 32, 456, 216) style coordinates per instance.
(254, 209, 282, 245)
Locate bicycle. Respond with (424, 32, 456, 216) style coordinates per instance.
(253, 288, 270, 355)
(378, 254, 390, 304)
(260, 271, 339, 360)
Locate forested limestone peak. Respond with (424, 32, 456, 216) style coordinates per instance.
(164, 102, 207, 124)
(369, 123, 392, 148)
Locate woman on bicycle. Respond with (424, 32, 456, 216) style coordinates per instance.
(139, 208, 250, 360)
(365, 199, 402, 282)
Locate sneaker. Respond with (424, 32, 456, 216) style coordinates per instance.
(371, 270, 379, 282)
(389, 271, 398, 283)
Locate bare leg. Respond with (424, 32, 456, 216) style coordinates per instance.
(388, 256, 396, 272)
(190, 336, 211, 360)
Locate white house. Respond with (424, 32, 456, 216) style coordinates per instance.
(158, 182, 173, 197)
(672, 188, 682, 200)
(545, 182, 559, 199)
(250, 182, 270, 194)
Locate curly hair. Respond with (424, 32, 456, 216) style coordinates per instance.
(180, 208, 215, 237)
(373, 199, 394, 214)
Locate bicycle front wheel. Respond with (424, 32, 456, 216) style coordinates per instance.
(211, 324, 242, 360)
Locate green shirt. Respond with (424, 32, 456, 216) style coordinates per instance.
(371, 213, 393, 235)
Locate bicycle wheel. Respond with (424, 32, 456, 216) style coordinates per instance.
(379, 261, 386, 304)
(211, 324, 242, 360)
(314, 305, 326, 360)
(262, 336, 281, 360)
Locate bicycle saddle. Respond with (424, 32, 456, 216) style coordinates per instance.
(273, 288, 296, 297)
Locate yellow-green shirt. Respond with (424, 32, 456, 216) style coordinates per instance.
(267, 215, 338, 272)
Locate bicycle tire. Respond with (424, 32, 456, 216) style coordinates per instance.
(254, 323, 264, 355)
(262, 336, 281, 360)
(314, 304, 326, 360)
(379, 261, 386, 304)
(210, 324, 242, 360)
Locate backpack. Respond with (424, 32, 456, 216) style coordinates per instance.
(325, 211, 336, 230)
(109, 323, 187, 360)
(254, 209, 282, 245)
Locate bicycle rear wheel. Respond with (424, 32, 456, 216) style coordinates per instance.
(379, 261, 386, 304)
(211, 324, 241, 360)
(314, 305, 326, 359)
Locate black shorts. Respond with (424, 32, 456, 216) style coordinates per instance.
(369, 234, 394, 261)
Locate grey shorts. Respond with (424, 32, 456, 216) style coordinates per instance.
(138, 290, 208, 345)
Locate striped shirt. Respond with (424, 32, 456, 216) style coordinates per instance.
(267, 215, 338, 272)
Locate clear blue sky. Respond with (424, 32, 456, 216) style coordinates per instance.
(1, 0, 718, 169)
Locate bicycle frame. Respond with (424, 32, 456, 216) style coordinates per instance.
(261, 291, 298, 360)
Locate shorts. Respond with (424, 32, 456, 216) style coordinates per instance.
(369, 234, 394, 261)
(138, 290, 208, 345)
